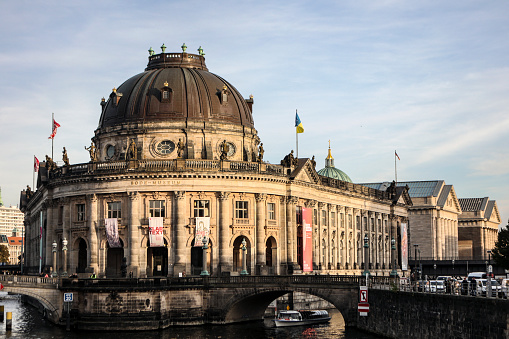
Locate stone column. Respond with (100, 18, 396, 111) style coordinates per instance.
(285, 196, 298, 273)
(218, 192, 231, 274)
(437, 215, 443, 260)
(255, 193, 267, 274)
(62, 199, 70, 275)
(173, 191, 186, 276)
(317, 202, 323, 270)
(87, 194, 99, 274)
(45, 200, 54, 269)
(128, 191, 140, 277)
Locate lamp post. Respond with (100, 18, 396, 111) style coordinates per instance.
(200, 236, 209, 276)
(363, 235, 370, 277)
(240, 238, 249, 275)
(390, 237, 398, 277)
(52, 240, 57, 277)
(487, 250, 492, 297)
(413, 244, 419, 281)
(62, 238, 68, 276)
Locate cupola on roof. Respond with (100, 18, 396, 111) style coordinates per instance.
(98, 44, 254, 129)
(317, 143, 352, 183)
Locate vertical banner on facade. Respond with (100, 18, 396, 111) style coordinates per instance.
(302, 208, 313, 272)
(401, 222, 408, 271)
(105, 218, 121, 248)
(149, 217, 164, 247)
(194, 217, 210, 247)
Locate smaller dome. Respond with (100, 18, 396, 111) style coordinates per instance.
(317, 144, 352, 183)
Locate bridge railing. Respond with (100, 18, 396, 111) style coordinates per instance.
(0, 274, 59, 286)
(59, 275, 364, 289)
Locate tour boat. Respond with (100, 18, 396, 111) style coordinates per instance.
(273, 310, 331, 327)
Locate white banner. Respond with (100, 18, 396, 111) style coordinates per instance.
(149, 217, 164, 247)
(194, 217, 210, 247)
(105, 218, 121, 248)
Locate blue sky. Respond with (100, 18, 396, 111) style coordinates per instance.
(0, 1, 508, 227)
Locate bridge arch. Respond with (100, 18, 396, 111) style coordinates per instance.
(220, 286, 357, 325)
(5, 287, 60, 323)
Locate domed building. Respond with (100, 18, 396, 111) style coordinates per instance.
(21, 45, 411, 278)
(317, 145, 352, 183)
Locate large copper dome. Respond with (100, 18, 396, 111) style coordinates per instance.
(98, 46, 254, 129)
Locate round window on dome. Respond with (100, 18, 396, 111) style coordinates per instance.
(156, 140, 175, 155)
(106, 145, 116, 159)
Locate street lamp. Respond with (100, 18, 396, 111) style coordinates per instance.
(240, 238, 249, 275)
(487, 250, 492, 297)
(363, 234, 370, 277)
(200, 236, 209, 276)
(52, 240, 57, 277)
(62, 238, 68, 276)
(413, 244, 419, 281)
(390, 237, 398, 277)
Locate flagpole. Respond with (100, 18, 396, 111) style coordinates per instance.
(33, 155, 35, 190)
(51, 113, 54, 160)
(296, 109, 298, 159)
(395, 150, 398, 184)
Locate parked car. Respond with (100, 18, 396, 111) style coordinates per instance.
(476, 279, 502, 297)
(500, 279, 509, 298)
(436, 276, 452, 281)
(467, 272, 487, 281)
(426, 280, 445, 293)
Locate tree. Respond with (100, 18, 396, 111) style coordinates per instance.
(492, 219, 509, 269)
(0, 244, 9, 264)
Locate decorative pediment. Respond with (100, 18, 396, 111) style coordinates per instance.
(290, 158, 320, 184)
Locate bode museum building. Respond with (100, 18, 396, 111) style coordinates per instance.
(20, 45, 412, 278)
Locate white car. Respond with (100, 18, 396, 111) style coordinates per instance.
(426, 280, 445, 293)
(476, 279, 501, 297)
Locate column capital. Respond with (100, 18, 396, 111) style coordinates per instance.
(129, 191, 140, 201)
(317, 202, 324, 209)
(217, 191, 230, 201)
(255, 193, 267, 202)
(174, 191, 186, 200)
(286, 196, 298, 205)
(87, 194, 98, 203)
(305, 199, 317, 208)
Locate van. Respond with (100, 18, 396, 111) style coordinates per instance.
(467, 272, 486, 281)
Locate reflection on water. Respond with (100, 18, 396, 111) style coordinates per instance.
(0, 292, 380, 338)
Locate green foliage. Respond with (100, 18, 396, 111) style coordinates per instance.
(492, 220, 509, 269)
(0, 244, 9, 263)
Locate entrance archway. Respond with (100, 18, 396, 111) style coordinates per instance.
(77, 238, 87, 273)
(190, 239, 213, 276)
(106, 239, 124, 278)
(233, 237, 251, 273)
(265, 236, 277, 274)
(147, 239, 168, 277)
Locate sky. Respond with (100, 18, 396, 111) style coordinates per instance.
(0, 1, 508, 227)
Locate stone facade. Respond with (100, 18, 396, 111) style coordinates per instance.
(458, 197, 501, 260)
(20, 46, 411, 278)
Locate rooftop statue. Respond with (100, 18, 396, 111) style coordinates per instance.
(177, 139, 185, 158)
(258, 143, 264, 163)
(45, 155, 57, 171)
(220, 140, 229, 161)
(85, 142, 98, 162)
(126, 139, 137, 161)
(62, 147, 69, 166)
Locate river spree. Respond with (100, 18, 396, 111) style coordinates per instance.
(0, 292, 381, 338)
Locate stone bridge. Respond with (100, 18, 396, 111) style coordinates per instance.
(2, 275, 507, 338)
(0, 275, 361, 330)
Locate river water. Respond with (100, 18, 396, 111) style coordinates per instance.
(0, 292, 381, 338)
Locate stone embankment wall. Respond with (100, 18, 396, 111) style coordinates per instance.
(357, 289, 509, 339)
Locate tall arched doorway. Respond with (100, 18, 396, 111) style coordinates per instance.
(106, 239, 124, 278)
(77, 238, 87, 273)
(265, 236, 277, 274)
(147, 239, 168, 277)
(233, 237, 251, 273)
(190, 239, 213, 276)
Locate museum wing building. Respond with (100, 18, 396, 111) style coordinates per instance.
(20, 45, 411, 278)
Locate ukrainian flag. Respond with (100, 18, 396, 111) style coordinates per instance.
(295, 111, 304, 133)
